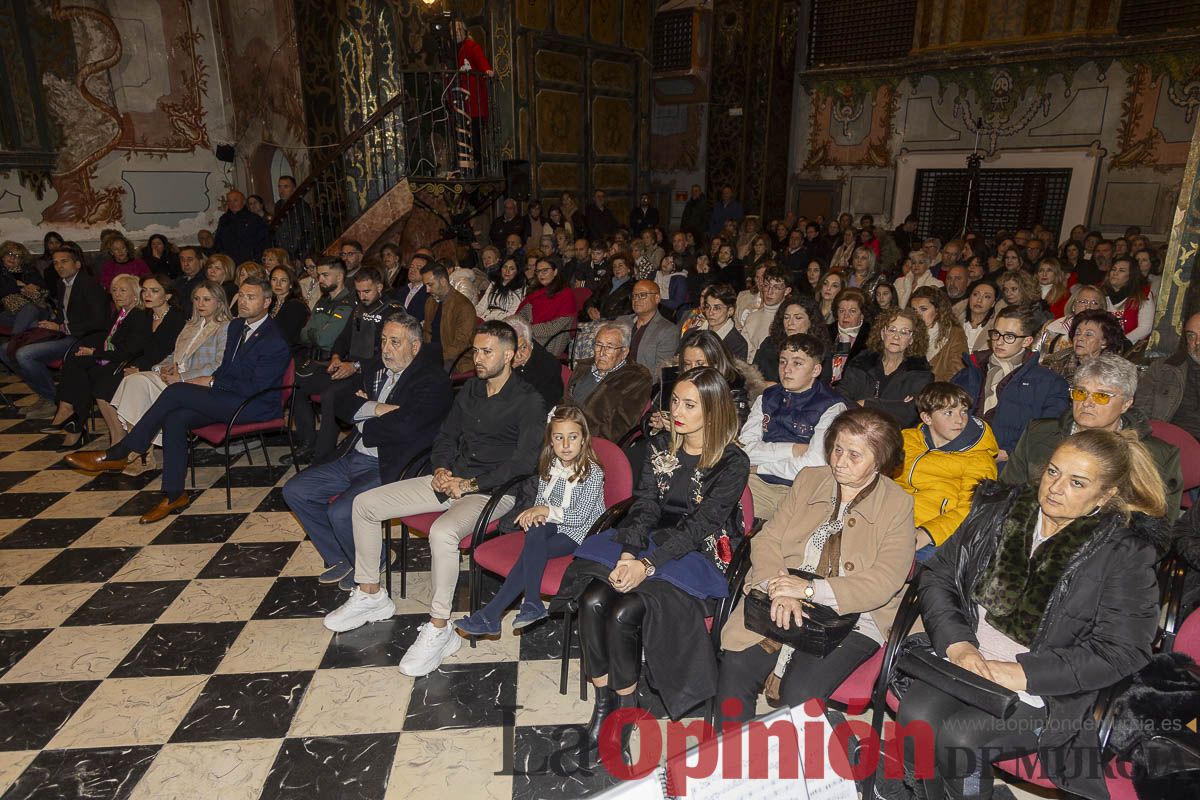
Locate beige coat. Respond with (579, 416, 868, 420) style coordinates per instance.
(721, 466, 916, 652)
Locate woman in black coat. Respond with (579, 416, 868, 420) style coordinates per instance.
(899, 430, 1168, 800)
(836, 307, 932, 428)
(559, 367, 750, 752)
(49, 273, 184, 449)
(268, 265, 310, 349)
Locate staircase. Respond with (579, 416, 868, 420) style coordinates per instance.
(271, 69, 502, 257)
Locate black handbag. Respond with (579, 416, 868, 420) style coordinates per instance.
(894, 643, 1020, 719)
(742, 568, 860, 657)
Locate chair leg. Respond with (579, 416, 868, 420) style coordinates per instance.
(559, 607, 573, 695)
(241, 437, 254, 466)
(383, 520, 392, 596)
(259, 433, 272, 467)
(188, 440, 196, 489)
(399, 524, 408, 599)
(224, 439, 233, 510)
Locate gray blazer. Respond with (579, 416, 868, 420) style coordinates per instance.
(171, 321, 231, 381)
(622, 311, 679, 373)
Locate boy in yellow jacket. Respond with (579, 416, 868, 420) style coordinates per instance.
(899, 382, 998, 561)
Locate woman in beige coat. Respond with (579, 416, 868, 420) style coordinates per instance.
(716, 407, 915, 722)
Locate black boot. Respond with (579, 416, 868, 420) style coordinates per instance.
(614, 692, 637, 764)
(585, 686, 617, 748)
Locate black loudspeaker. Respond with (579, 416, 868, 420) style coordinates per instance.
(215, 144, 236, 163)
(503, 159, 531, 201)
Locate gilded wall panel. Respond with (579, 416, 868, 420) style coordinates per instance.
(623, 0, 650, 51)
(591, 96, 634, 156)
(592, 163, 632, 189)
(590, 0, 621, 46)
(592, 60, 634, 92)
(538, 162, 582, 191)
(536, 89, 584, 155)
(555, 0, 586, 38)
(516, 0, 551, 30)
(535, 50, 584, 84)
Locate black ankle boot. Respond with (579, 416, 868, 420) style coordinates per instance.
(614, 692, 637, 763)
(585, 686, 617, 747)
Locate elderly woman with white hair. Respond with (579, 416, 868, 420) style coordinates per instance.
(108, 280, 231, 472)
(1003, 352, 1182, 521)
(894, 249, 944, 308)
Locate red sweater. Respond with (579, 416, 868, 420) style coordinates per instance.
(456, 38, 491, 118)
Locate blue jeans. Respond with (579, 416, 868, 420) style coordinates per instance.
(476, 522, 578, 623)
(915, 544, 938, 563)
(282, 449, 381, 568)
(0, 335, 75, 401)
(0, 303, 47, 336)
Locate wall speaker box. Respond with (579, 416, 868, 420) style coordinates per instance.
(504, 159, 531, 202)
(215, 144, 236, 163)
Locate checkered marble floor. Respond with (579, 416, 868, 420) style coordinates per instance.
(0, 374, 670, 800)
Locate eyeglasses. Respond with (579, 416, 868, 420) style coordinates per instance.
(987, 330, 1025, 344)
(535, 267, 555, 275)
(631, 291, 657, 299)
(4, 252, 20, 258)
(593, 343, 625, 353)
(1074, 298, 1102, 309)
(1070, 387, 1120, 405)
(884, 326, 913, 338)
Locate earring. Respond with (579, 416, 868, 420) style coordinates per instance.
(1088, 505, 1102, 517)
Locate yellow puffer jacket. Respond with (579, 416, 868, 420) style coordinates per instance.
(898, 419, 999, 546)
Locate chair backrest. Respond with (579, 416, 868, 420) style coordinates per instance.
(279, 359, 296, 410)
(1173, 608, 1200, 662)
(739, 485, 755, 537)
(560, 363, 573, 388)
(592, 437, 633, 507)
(1150, 420, 1200, 491)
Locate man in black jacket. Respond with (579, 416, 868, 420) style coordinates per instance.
(2, 244, 110, 416)
(173, 246, 207, 317)
(629, 193, 659, 235)
(506, 315, 563, 411)
(271, 175, 314, 260)
(323, 321, 545, 676)
(489, 198, 525, 248)
(290, 267, 398, 464)
(283, 311, 451, 590)
(584, 189, 619, 242)
(213, 190, 269, 264)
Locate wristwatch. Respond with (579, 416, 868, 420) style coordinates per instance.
(639, 557, 656, 577)
(803, 581, 815, 599)
(352, 361, 361, 372)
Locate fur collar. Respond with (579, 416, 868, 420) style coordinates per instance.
(972, 486, 1104, 645)
(847, 349, 931, 373)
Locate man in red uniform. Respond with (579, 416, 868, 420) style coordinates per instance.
(452, 20, 493, 176)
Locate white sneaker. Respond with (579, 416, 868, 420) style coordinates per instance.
(323, 587, 396, 632)
(398, 621, 462, 677)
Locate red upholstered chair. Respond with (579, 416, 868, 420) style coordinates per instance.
(468, 439, 634, 692)
(188, 359, 296, 509)
(1149, 419, 1200, 509)
(560, 363, 573, 388)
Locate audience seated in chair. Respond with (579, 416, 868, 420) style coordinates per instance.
(741, 265, 792, 361)
(951, 306, 1070, 463)
(296, 259, 353, 367)
(0, 243, 111, 418)
(45, 273, 185, 451)
(390, 253, 429, 321)
(455, 405, 607, 636)
(283, 311, 451, 591)
(1134, 311, 1200, 445)
(838, 307, 934, 429)
(291, 267, 398, 465)
(1006, 353, 1182, 521)
(740, 333, 846, 520)
(717, 407, 914, 725)
(898, 382, 998, 562)
(421, 260, 476, 372)
(899, 430, 1168, 800)
(109, 280, 231, 473)
(557, 367, 749, 754)
(563, 320, 652, 442)
(505, 315, 564, 412)
(620, 280, 678, 373)
(323, 321, 545, 679)
(65, 276, 291, 524)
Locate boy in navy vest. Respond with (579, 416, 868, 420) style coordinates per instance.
(740, 333, 847, 519)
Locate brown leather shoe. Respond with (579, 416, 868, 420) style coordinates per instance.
(139, 494, 191, 524)
(64, 450, 130, 472)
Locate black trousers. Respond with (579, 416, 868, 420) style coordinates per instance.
(578, 579, 648, 692)
(898, 680, 1045, 800)
(715, 631, 878, 725)
(56, 353, 124, 418)
(292, 369, 357, 460)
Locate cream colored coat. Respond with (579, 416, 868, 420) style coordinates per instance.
(721, 466, 916, 652)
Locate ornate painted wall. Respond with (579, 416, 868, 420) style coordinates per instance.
(790, 51, 1200, 235)
(0, 0, 305, 250)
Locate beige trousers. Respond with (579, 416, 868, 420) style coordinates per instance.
(747, 474, 791, 523)
(351, 475, 514, 619)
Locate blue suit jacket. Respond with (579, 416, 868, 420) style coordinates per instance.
(211, 316, 291, 421)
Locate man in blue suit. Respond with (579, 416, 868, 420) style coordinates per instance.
(66, 276, 290, 523)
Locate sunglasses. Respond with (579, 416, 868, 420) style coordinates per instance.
(1069, 387, 1120, 405)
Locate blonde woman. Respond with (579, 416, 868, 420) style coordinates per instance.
(205, 253, 237, 305)
(1035, 257, 1070, 318)
(110, 280, 232, 471)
